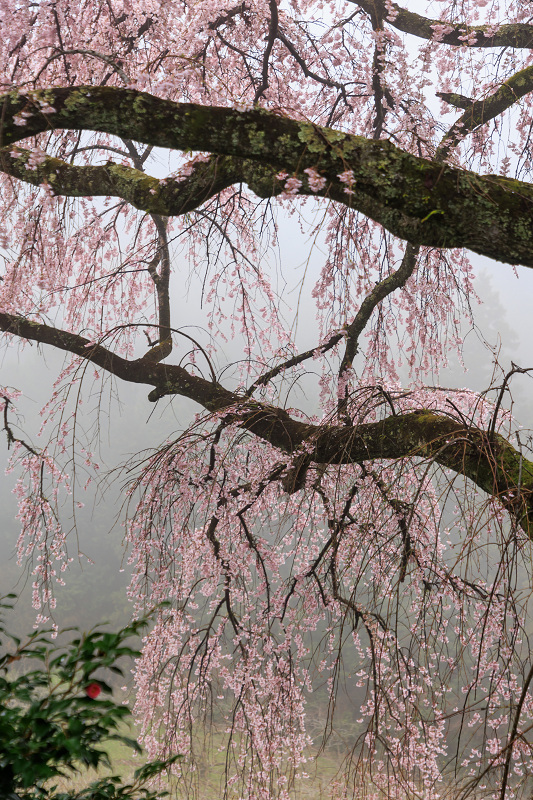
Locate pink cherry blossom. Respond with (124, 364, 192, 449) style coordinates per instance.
(0, 1, 532, 798)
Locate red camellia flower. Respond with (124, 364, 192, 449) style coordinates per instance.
(84, 682, 101, 700)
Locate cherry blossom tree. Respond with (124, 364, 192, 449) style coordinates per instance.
(1, 0, 533, 797)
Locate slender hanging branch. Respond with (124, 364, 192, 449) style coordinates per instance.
(338, 243, 419, 380)
(122, 139, 172, 362)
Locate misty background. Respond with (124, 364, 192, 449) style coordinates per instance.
(1, 210, 532, 638)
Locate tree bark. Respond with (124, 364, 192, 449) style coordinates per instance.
(2, 86, 533, 267)
(1, 312, 531, 534)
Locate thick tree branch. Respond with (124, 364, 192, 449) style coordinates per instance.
(0, 311, 238, 411)
(353, 0, 533, 49)
(0, 146, 246, 216)
(2, 87, 533, 268)
(1, 312, 532, 534)
(206, 3, 247, 32)
(437, 65, 533, 159)
(1, 144, 292, 219)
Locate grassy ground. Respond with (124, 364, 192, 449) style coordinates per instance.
(48, 717, 454, 800)
(49, 723, 348, 798)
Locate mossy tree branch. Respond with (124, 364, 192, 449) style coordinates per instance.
(352, 0, 533, 49)
(437, 65, 533, 159)
(2, 87, 533, 268)
(0, 311, 531, 534)
(0, 146, 254, 217)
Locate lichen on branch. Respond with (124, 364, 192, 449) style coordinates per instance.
(3, 86, 533, 267)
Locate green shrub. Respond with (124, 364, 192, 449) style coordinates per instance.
(0, 595, 179, 799)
